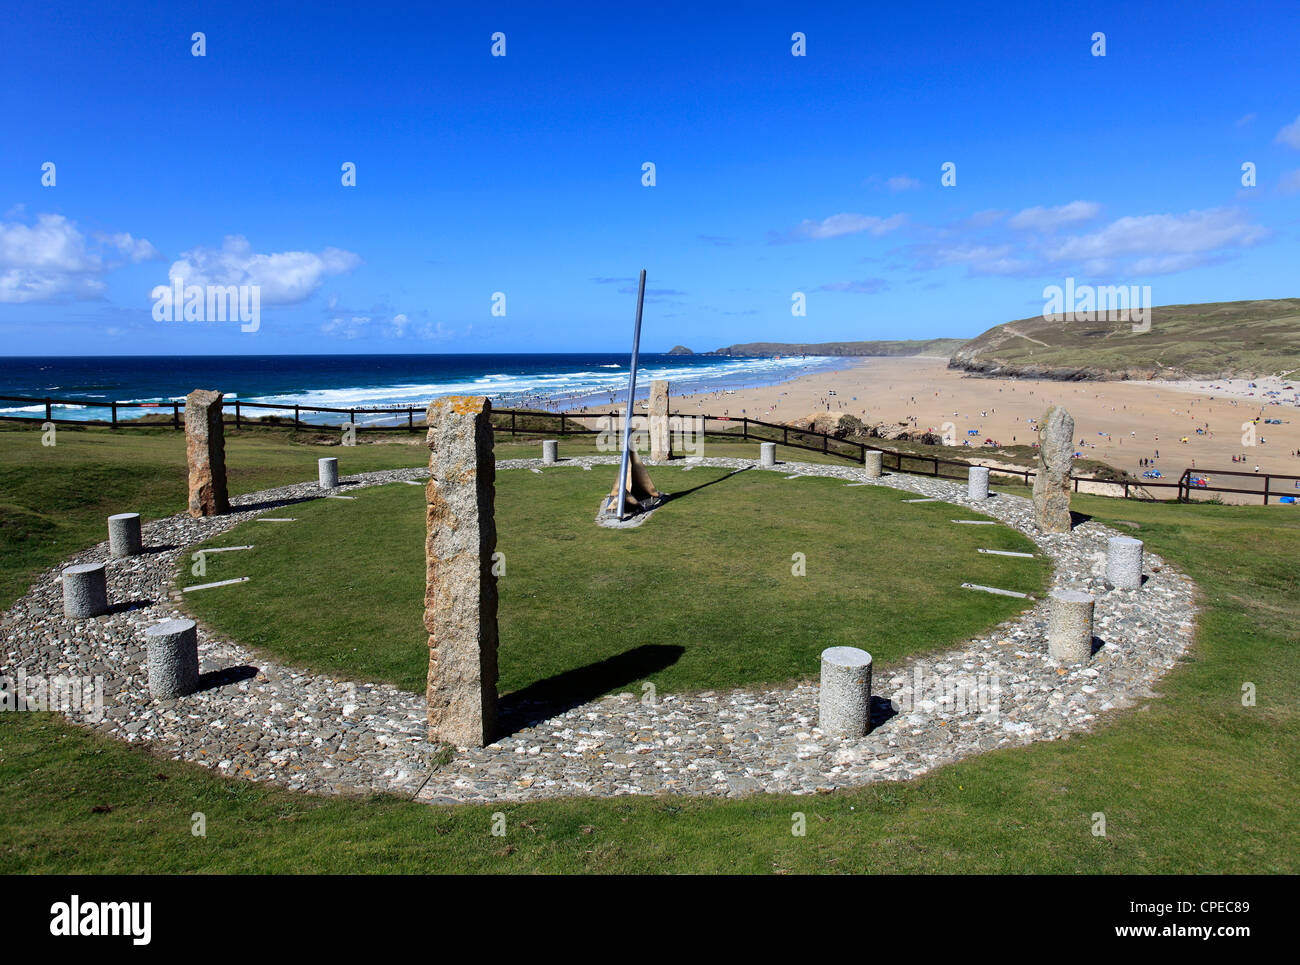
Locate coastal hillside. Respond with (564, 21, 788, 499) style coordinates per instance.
(950, 297, 1300, 380)
(711, 338, 965, 357)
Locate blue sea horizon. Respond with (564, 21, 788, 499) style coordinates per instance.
(0, 352, 850, 423)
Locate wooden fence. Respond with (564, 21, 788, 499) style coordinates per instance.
(4, 394, 1298, 505)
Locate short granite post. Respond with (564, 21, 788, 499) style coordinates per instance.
(107, 512, 142, 557)
(425, 396, 499, 748)
(968, 466, 990, 500)
(144, 618, 200, 699)
(649, 380, 671, 461)
(62, 562, 108, 618)
(1047, 589, 1094, 664)
(760, 442, 776, 468)
(863, 450, 883, 479)
(819, 646, 873, 738)
(185, 389, 230, 517)
(1106, 535, 1144, 590)
(318, 457, 339, 489)
(542, 439, 558, 465)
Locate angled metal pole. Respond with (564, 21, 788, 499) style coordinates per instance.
(616, 269, 647, 519)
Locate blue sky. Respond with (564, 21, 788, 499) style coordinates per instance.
(1, 0, 1297, 355)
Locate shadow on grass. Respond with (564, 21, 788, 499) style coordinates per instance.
(660, 466, 752, 505)
(496, 643, 685, 738)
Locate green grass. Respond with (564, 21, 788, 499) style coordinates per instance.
(955, 296, 1300, 377)
(176, 468, 1047, 697)
(1, 425, 1297, 873)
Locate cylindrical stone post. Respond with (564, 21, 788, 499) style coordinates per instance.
(1106, 535, 1144, 589)
(62, 562, 108, 618)
(819, 646, 873, 738)
(542, 439, 558, 465)
(1047, 589, 1094, 664)
(968, 466, 990, 500)
(107, 512, 143, 557)
(759, 442, 776, 468)
(144, 618, 200, 699)
(318, 457, 339, 489)
(863, 450, 883, 479)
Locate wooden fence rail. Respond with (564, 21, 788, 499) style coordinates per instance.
(4, 395, 1298, 505)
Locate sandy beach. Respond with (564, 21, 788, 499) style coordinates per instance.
(581, 356, 1300, 485)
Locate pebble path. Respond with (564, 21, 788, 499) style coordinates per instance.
(1, 455, 1197, 803)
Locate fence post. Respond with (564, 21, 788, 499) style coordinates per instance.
(172, 402, 179, 429)
(560, 413, 566, 435)
(783, 426, 788, 446)
(511, 411, 516, 438)
(45, 399, 52, 420)
(1264, 475, 1270, 506)
(294, 405, 300, 429)
(111, 402, 117, 428)
(235, 401, 241, 429)
(823, 432, 828, 453)
(409, 408, 414, 430)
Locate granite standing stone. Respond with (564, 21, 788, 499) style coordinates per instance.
(649, 380, 671, 461)
(144, 618, 200, 699)
(863, 450, 883, 479)
(318, 457, 339, 489)
(760, 442, 776, 468)
(1107, 535, 1144, 589)
(185, 389, 230, 518)
(819, 646, 873, 738)
(968, 466, 990, 500)
(542, 439, 558, 465)
(1032, 405, 1075, 533)
(1047, 588, 1094, 664)
(61, 562, 108, 618)
(425, 396, 499, 748)
(107, 512, 143, 557)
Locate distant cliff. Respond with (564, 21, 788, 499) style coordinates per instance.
(709, 338, 966, 357)
(667, 345, 694, 355)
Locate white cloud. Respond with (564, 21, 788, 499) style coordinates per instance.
(886, 175, 921, 193)
(1044, 208, 1266, 267)
(1008, 201, 1101, 231)
(925, 243, 1035, 276)
(169, 235, 360, 305)
(1276, 114, 1300, 149)
(817, 278, 890, 294)
(785, 213, 906, 241)
(0, 213, 158, 303)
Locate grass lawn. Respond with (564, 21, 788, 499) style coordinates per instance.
(176, 467, 1047, 697)
(1, 425, 1297, 873)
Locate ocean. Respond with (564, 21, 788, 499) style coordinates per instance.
(0, 353, 846, 424)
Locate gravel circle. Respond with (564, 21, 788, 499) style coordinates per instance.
(1, 455, 1197, 803)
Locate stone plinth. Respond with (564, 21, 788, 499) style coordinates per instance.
(318, 457, 339, 489)
(760, 442, 776, 468)
(819, 646, 873, 738)
(863, 451, 883, 479)
(542, 440, 558, 465)
(145, 618, 200, 699)
(649, 380, 671, 461)
(185, 389, 230, 518)
(1047, 589, 1094, 664)
(424, 395, 499, 748)
(1032, 405, 1075, 533)
(1107, 536, 1144, 589)
(62, 562, 108, 618)
(108, 512, 142, 557)
(968, 466, 990, 500)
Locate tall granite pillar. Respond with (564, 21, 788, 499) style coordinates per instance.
(185, 390, 230, 518)
(649, 379, 671, 462)
(1032, 405, 1075, 534)
(424, 396, 499, 747)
